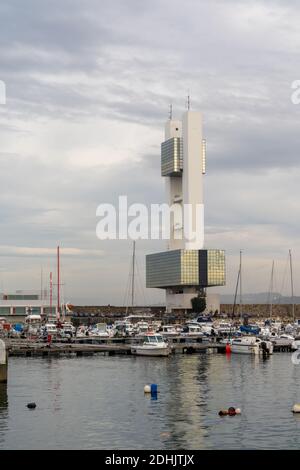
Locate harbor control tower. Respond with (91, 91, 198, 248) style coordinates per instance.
(146, 108, 225, 312)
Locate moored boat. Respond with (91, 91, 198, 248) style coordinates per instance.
(231, 336, 273, 355)
(240, 324, 260, 335)
(131, 334, 170, 356)
(160, 324, 180, 337)
(181, 323, 204, 337)
(231, 336, 260, 354)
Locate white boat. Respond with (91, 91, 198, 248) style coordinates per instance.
(60, 322, 76, 337)
(131, 334, 170, 356)
(90, 323, 110, 338)
(160, 325, 180, 337)
(215, 321, 234, 335)
(113, 320, 134, 337)
(43, 322, 58, 336)
(231, 336, 258, 354)
(25, 314, 42, 335)
(231, 336, 273, 355)
(181, 324, 204, 337)
(136, 321, 150, 335)
(269, 334, 294, 348)
(193, 316, 214, 334)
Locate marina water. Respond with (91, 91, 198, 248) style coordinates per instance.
(1, 353, 300, 449)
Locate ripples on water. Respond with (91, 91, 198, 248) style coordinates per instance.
(0, 353, 300, 449)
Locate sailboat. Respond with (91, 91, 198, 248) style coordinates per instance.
(289, 249, 295, 323)
(126, 241, 136, 316)
(230, 251, 271, 354)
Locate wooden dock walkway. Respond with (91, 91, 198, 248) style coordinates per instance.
(4, 336, 291, 357)
(5, 338, 226, 357)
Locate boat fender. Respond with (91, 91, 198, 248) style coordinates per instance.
(228, 407, 236, 416)
(151, 384, 158, 395)
(27, 402, 37, 409)
(261, 341, 267, 350)
(292, 404, 300, 413)
(225, 343, 231, 353)
(144, 385, 151, 393)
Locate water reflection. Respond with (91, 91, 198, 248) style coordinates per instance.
(163, 354, 210, 449)
(1, 354, 300, 449)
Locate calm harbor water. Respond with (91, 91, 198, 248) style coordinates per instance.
(1, 352, 300, 449)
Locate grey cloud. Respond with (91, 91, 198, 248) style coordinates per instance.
(1, 0, 300, 302)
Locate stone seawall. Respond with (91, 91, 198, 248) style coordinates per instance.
(220, 304, 298, 319)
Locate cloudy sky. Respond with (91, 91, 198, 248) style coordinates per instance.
(0, 0, 300, 305)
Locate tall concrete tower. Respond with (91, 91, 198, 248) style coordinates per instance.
(146, 108, 225, 313)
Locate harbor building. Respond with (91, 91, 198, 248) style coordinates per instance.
(146, 108, 226, 312)
(0, 291, 57, 321)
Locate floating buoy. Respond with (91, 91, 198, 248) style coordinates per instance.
(235, 408, 241, 415)
(144, 385, 151, 393)
(27, 403, 36, 409)
(225, 343, 231, 353)
(160, 432, 170, 439)
(228, 407, 236, 416)
(218, 410, 228, 416)
(292, 404, 300, 413)
(151, 384, 158, 395)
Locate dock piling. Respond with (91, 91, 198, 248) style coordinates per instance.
(0, 340, 8, 383)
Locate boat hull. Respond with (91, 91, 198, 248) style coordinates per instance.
(131, 346, 170, 357)
(231, 344, 259, 354)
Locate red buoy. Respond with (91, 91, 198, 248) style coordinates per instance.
(225, 343, 231, 354)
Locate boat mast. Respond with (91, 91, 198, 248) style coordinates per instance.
(269, 260, 274, 319)
(239, 250, 242, 319)
(131, 241, 136, 310)
(57, 246, 60, 321)
(50, 272, 53, 321)
(40, 266, 43, 302)
(289, 249, 295, 322)
(232, 265, 240, 318)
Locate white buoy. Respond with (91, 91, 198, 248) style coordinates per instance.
(144, 385, 151, 393)
(292, 404, 300, 413)
(235, 408, 241, 415)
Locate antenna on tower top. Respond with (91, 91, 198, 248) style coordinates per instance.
(186, 91, 191, 110)
(169, 103, 173, 120)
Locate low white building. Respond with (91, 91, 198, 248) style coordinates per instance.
(0, 291, 57, 319)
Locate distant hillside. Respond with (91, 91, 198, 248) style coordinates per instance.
(221, 292, 300, 304)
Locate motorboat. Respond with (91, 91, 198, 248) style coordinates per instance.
(240, 324, 260, 335)
(215, 321, 234, 335)
(231, 336, 273, 355)
(89, 323, 110, 338)
(269, 333, 294, 348)
(131, 334, 170, 356)
(193, 316, 214, 335)
(41, 322, 58, 338)
(25, 314, 42, 336)
(60, 322, 76, 337)
(181, 324, 204, 337)
(231, 336, 259, 354)
(160, 325, 180, 337)
(136, 321, 150, 335)
(76, 326, 89, 338)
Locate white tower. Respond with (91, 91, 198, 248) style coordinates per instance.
(146, 107, 225, 313)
